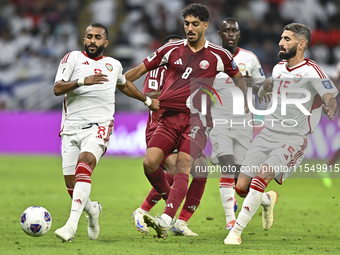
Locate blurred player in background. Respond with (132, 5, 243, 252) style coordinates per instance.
(322, 62, 340, 187)
(133, 34, 208, 237)
(125, 3, 247, 239)
(209, 18, 266, 231)
(53, 23, 159, 242)
(225, 23, 338, 245)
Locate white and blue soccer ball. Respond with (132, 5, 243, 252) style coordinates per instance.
(20, 206, 52, 237)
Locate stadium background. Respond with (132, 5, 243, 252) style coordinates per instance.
(0, 0, 339, 160)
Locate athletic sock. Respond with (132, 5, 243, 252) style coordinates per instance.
(178, 177, 207, 222)
(67, 187, 95, 215)
(233, 176, 267, 235)
(141, 171, 174, 211)
(164, 173, 189, 219)
(66, 162, 92, 231)
(219, 174, 236, 223)
(145, 166, 171, 200)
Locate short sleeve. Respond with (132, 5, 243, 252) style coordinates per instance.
(54, 51, 76, 83)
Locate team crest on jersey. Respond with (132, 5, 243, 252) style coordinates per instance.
(105, 63, 113, 72)
(213, 142, 219, 150)
(294, 74, 302, 83)
(199, 60, 209, 70)
(322, 80, 333, 89)
(147, 52, 157, 62)
(238, 63, 246, 72)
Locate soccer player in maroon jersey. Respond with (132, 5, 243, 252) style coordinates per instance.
(133, 35, 208, 237)
(125, 3, 247, 239)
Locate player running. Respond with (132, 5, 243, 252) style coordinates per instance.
(225, 23, 338, 245)
(53, 23, 158, 242)
(133, 35, 208, 237)
(125, 3, 247, 239)
(209, 18, 266, 231)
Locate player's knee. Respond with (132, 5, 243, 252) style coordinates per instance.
(143, 157, 158, 175)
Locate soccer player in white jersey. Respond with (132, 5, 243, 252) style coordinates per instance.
(225, 23, 338, 245)
(53, 23, 159, 242)
(209, 18, 266, 231)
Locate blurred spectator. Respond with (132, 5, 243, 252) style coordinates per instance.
(310, 40, 331, 64)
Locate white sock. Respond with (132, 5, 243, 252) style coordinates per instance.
(220, 187, 236, 223)
(84, 198, 95, 215)
(67, 182, 91, 231)
(161, 213, 173, 226)
(233, 188, 263, 235)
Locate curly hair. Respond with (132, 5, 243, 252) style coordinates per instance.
(182, 3, 210, 22)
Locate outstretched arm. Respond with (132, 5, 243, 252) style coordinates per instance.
(118, 80, 159, 111)
(124, 63, 149, 82)
(54, 73, 109, 96)
(322, 93, 337, 121)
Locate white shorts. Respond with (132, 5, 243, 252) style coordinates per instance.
(241, 128, 308, 184)
(61, 121, 113, 175)
(209, 127, 253, 165)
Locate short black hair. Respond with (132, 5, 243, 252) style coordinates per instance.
(88, 23, 109, 39)
(223, 17, 237, 23)
(182, 3, 210, 22)
(162, 34, 182, 45)
(283, 23, 311, 48)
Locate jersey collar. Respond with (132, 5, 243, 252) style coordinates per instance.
(285, 59, 307, 72)
(183, 39, 209, 48)
(233, 47, 240, 57)
(82, 51, 104, 61)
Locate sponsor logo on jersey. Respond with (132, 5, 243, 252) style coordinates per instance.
(322, 80, 333, 89)
(231, 60, 237, 69)
(174, 58, 183, 65)
(199, 60, 209, 70)
(105, 63, 113, 72)
(238, 63, 246, 72)
(147, 52, 157, 62)
(82, 61, 89, 65)
(294, 74, 302, 83)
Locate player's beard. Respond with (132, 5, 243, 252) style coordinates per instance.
(278, 44, 297, 60)
(85, 44, 105, 58)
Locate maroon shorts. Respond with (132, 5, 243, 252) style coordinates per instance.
(148, 111, 207, 159)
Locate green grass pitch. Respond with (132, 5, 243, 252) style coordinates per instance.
(1, 155, 339, 255)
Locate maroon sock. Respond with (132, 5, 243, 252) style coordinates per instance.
(164, 173, 189, 218)
(145, 166, 170, 200)
(141, 171, 174, 211)
(67, 188, 73, 198)
(178, 178, 207, 221)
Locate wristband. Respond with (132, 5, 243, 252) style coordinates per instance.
(258, 86, 271, 98)
(144, 96, 152, 107)
(77, 77, 85, 86)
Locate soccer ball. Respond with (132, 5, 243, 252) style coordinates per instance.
(20, 206, 52, 237)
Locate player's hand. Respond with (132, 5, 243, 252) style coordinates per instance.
(84, 73, 109, 85)
(322, 104, 335, 121)
(244, 98, 249, 114)
(258, 86, 272, 104)
(149, 99, 160, 112)
(244, 71, 253, 88)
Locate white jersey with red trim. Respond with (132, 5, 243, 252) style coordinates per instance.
(54, 51, 126, 134)
(265, 59, 338, 136)
(212, 47, 266, 130)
